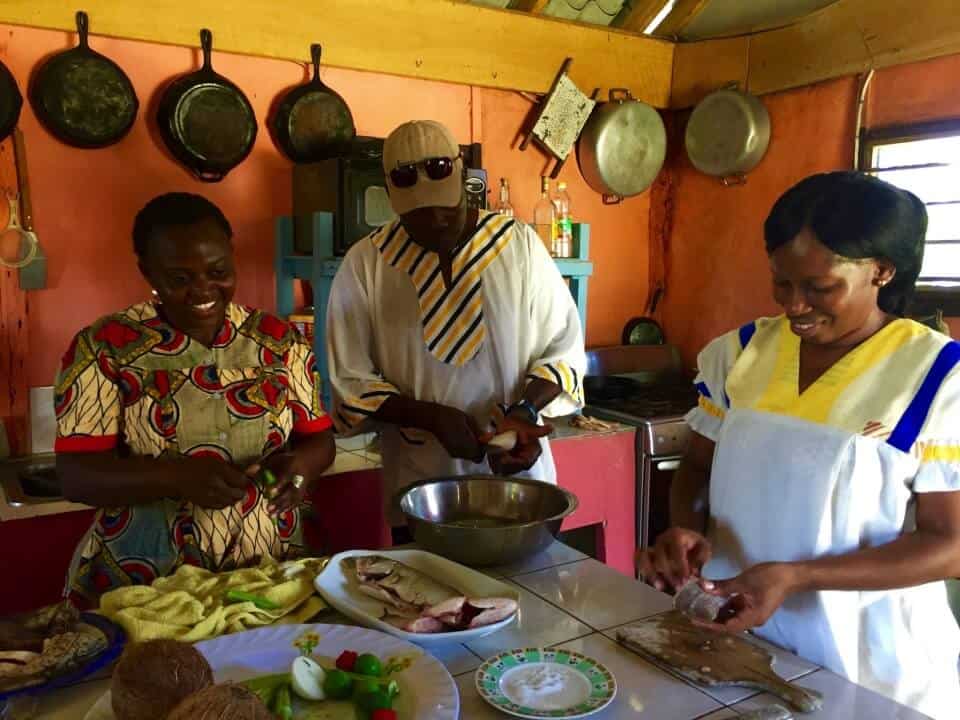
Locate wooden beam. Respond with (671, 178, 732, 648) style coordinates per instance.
(746, 0, 960, 96)
(652, 0, 711, 38)
(670, 36, 748, 108)
(620, 0, 670, 35)
(2, 0, 675, 106)
(512, 0, 550, 13)
(670, 0, 960, 104)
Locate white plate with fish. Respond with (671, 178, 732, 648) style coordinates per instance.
(315, 550, 519, 647)
(84, 623, 459, 719)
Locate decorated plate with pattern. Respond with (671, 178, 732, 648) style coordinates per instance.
(475, 647, 616, 719)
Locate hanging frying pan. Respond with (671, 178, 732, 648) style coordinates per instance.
(29, 11, 138, 148)
(577, 89, 667, 204)
(270, 44, 355, 163)
(157, 29, 257, 182)
(0, 60, 22, 142)
(685, 86, 770, 185)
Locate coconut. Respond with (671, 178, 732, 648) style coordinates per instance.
(111, 639, 214, 720)
(167, 684, 273, 720)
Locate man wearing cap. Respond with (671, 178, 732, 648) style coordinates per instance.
(326, 120, 586, 525)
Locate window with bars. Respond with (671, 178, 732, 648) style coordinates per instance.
(861, 120, 960, 314)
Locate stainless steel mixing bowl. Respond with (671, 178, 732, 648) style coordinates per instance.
(396, 476, 579, 566)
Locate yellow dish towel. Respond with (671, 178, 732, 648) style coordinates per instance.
(98, 557, 329, 643)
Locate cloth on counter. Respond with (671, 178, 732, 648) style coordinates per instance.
(97, 556, 328, 643)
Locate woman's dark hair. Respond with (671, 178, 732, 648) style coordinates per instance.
(764, 171, 927, 317)
(133, 192, 233, 258)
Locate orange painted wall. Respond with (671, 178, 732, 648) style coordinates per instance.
(659, 52, 960, 367)
(1, 24, 649, 390)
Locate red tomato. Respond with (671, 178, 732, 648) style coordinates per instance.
(335, 650, 358, 672)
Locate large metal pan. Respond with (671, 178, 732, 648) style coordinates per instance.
(29, 11, 138, 148)
(270, 44, 355, 163)
(157, 29, 257, 182)
(577, 88, 666, 204)
(0, 60, 22, 142)
(685, 87, 770, 184)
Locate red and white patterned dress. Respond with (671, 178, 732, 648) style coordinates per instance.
(54, 302, 331, 607)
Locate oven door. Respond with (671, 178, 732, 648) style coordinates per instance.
(638, 452, 682, 556)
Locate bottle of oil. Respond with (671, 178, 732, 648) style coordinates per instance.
(533, 175, 556, 255)
(553, 181, 573, 258)
(496, 178, 514, 217)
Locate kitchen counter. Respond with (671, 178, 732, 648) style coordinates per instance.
(24, 542, 927, 719)
(0, 417, 628, 523)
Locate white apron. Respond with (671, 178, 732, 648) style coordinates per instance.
(706, 407, 960, 719)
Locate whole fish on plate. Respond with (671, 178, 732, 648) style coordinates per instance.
(342, 555, 518, 633)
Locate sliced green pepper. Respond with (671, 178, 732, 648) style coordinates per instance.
(225, 589, 280, 610)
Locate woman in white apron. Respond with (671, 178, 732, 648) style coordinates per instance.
(637, 172, 960, 719)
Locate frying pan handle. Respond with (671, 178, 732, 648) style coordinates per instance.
(602, 193, 622, 205)
(200, 28, 213, 69)
(720, 174, 747, 187)
(194, 169, 226, 183)
(310, 44, 323, 81)
(75, 10, 89, 49)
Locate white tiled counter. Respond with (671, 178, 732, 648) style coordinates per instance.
(27, 543, 930, 719)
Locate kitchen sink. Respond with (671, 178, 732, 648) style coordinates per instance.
(19, 465, 62, 498)
(0, 459, 65, 505)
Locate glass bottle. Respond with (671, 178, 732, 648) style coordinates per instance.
(496, 178, 514, 217)
(533, 175, 556, 256)
(553, 181, 573, 258)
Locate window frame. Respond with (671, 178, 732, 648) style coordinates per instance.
(859, 118, 960, 316)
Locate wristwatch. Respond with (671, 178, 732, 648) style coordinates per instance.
(503, 399, 538, 424)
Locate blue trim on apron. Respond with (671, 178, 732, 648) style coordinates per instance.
(738, 321, 757, 350)
(695, 381, 712, 399)
(887, 340, 960, 452)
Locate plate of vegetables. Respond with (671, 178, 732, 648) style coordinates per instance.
(84, 623, 458, 720)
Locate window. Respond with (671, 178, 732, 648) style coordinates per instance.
(861, 119, 960, 314)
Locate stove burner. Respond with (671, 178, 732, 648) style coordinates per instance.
(584, 375, 697, 419)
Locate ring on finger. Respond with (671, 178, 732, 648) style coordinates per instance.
(291, 474, 306, 490)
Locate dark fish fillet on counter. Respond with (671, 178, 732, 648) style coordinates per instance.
(343, 555, 518, 632)
(0, 603, 107, 693)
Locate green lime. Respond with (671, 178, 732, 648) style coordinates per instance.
(354, 653, 383, 677)
(323, 668, 353, 700)
(357, 688, 393, 712)
(353, 677, 380, 698)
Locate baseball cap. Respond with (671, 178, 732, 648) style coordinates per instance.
(383, 120, 463, 215)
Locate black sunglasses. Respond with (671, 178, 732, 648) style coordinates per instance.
(390, 156, 457, 188)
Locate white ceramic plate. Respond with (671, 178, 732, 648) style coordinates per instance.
(83, 623, 458, 720)
(314, 549, 519, 647)
(475, 647, 616, 719)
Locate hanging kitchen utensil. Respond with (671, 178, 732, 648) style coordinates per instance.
(29, 11, 138, 148)
(270, 44, 355, 163)
(519, 58, 596, 179)
(0, 191, 37, 269)
(157, 29, 257, 182)
(622, 317, 665, 345)
(577, 88, 666, 204)
(0, 60, 22, 142)
(685, 86, 770, 185)
(12, 128, 45, 289)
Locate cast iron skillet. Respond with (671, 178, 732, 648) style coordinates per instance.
(270, 43, 355, 163)
(29, 11, 138, 148)
(0, 60, 22, 141)
(157, 29, 257, 182)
